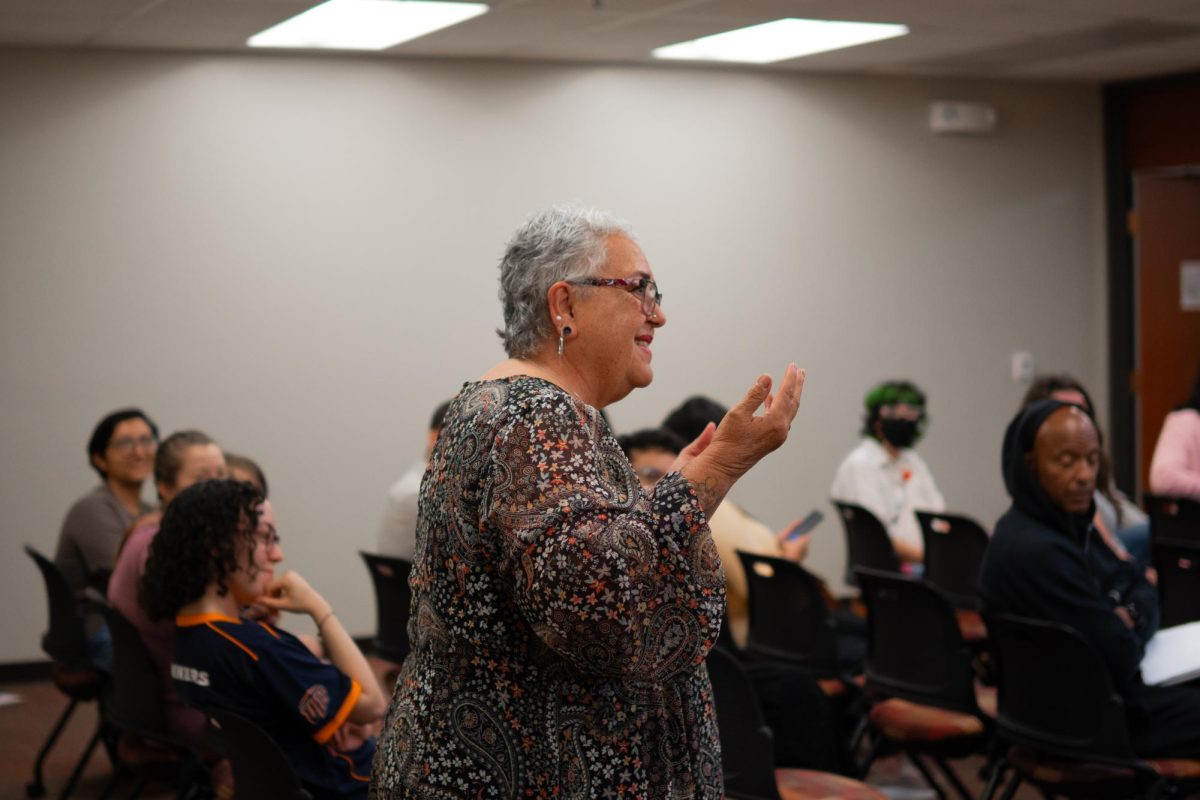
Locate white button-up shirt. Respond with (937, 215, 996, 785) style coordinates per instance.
(831, 437, 945, 556)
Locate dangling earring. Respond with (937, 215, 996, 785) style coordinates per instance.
(558, 326, 572, 357)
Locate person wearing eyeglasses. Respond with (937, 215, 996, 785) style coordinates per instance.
(369, 204, 805, 800)
(141, 479, 385, 799)
(54, 408, 159, 665)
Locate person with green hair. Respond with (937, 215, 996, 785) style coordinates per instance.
(831, 380, 945, 565)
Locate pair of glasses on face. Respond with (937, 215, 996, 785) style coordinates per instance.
(254, 528, 281, 549)
(567, 276, 662, 316)
(110, 436, 157, 453)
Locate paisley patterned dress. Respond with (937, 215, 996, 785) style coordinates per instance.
(370, 376, 725, 799)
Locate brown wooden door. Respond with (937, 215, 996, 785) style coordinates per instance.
(1134, 172, 1200, 493)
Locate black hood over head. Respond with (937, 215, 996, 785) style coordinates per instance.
(1001, 398, 1096, 539)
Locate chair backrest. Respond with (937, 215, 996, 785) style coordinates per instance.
(359, 552, 414, 663)
(1146, 495, 1200, 544)
(833, 502, 900, 586)
(855, 567, 978, 717)
(1152, 539, 1200, 628)
(985, 613, 1136, 761)
(737, 551, 839, 676)
(705, 646, 781, 800)
(915, 510, 989, 610)
(208, 709, 312, 800)
(101, 605, 170, 739)
(25, 545, 90, 667)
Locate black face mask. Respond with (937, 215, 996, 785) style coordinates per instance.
(879, 418, 919, 449)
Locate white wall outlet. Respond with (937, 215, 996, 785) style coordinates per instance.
(1012, 351, 1034, 382)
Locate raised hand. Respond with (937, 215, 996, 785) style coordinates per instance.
(679, 364, 806, 516)
(707, 364, 805, 478)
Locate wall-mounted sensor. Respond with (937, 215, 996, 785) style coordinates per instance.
(1011, 351, 1034, 382)
(930, 101, 997, 135)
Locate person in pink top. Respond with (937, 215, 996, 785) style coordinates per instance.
(1149, 366, 1200, 500)
(107, 430, 228, 749)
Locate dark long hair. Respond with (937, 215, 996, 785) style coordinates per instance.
(140, 479, 261, 622)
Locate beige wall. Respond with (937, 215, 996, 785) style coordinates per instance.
(0, 48, 1105, 664)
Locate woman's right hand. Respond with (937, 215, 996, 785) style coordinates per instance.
(256, 570, 331, 620)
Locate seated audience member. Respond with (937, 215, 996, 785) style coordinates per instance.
(617, 427, 687, 492)
(1149, 365, 1200, 501)
(377, 400, 449, 560)
(981, 399, 1200, 759)
(141, 479, 385, 798)
(55, 408, 159, 666)
(619, 425, 842, 772)
(107, 430, 227, 749)
(225, 452, 268, 498)
(661, 400, 813, 648)
(1022, 374, 1150, 565)
(830, 380, 944, 565)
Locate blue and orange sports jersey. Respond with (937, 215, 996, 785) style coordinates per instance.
(173, 613, 373, 799)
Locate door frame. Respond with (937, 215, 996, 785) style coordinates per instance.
(1102, 70, 1200, 497)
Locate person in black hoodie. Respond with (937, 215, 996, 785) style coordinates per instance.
(980, 398, 1200, 758)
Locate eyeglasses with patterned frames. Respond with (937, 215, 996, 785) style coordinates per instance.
(566, 276, 662, 316)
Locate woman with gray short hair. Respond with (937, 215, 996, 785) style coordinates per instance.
(370, 204, 805, 799)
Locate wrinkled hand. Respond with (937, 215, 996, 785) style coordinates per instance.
(707, 364, 805, 479)
(255, 570, 328, 619)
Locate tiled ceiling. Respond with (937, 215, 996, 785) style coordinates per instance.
(2, 0, 1199, 82)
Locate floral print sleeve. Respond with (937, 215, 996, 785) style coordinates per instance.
(486, 381, 725, 680)
(369, 377, 726, 800)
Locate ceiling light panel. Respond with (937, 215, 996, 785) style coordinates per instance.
(248, 0, 488, 51)
(653, 18, 909, 64)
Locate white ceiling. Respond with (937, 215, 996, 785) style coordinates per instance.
(2, 0, 1199, 82)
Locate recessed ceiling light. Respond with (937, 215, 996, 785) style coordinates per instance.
(652, 18, 909, 64)
(248, 0, 488, 51)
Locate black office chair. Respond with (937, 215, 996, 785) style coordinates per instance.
(833, 502, 900, 586)
(915, 511, 989, 611)
(854, 567, 993, 800)
(97, 605, 206, 800)
(982, 613, 1200, 799)
(737, 551, 841, 678)
(24, 544, 110, 799)
(1145, 495, 1200, 544)
(915, 511, 990, 647)
(706, 647, 887, 800)
(208, 709, 312, 800)
(359, 552, 414, 664)
(1150, 539, 1200, 628)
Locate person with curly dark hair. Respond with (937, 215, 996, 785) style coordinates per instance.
(108, 430, 227, 756)
(141, 479, 386, 799)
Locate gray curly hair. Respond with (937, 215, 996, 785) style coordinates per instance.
(497, 204, 634, 359)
